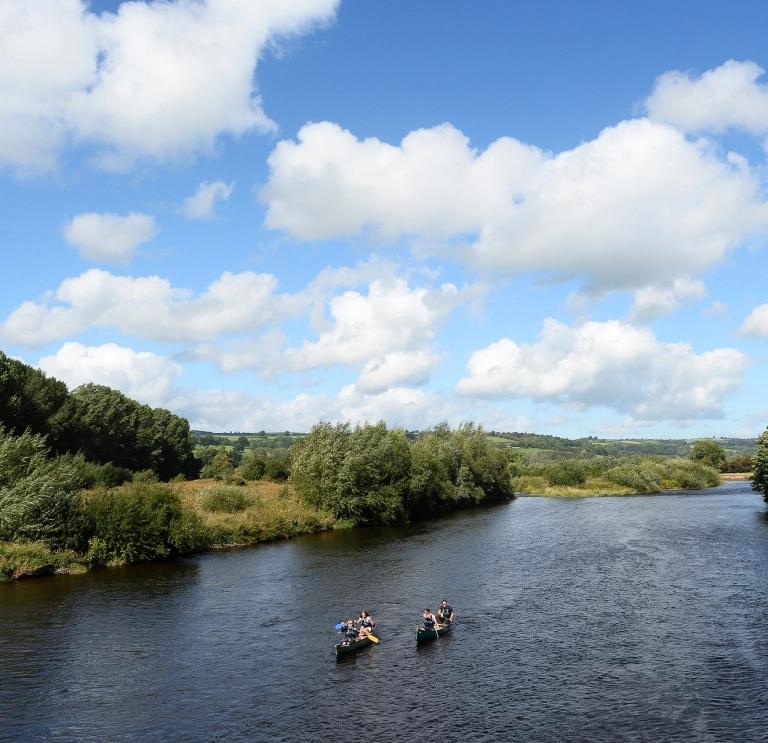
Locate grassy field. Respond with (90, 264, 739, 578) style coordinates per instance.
(178, 479, 337, 545)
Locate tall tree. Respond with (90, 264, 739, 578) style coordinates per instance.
(751, 429, 768, 503)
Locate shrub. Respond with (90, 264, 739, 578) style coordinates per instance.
(544, 459, 588, 486)
(86, 481, 205, 563)
(513, 475, 548, 494)
(264, 458, 290, 481)
(690, 440, 726, 468)
(198, 484, 250, 513)
(605, 463, 662, 493)
(0, 428, 87, 550)
(752, 428, 768, 503)
(201, 452, 233, 481)
(240, 456, 266, 481)
(720, 455, 753, 473)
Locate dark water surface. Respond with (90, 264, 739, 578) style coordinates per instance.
(2, 482, 768, 742)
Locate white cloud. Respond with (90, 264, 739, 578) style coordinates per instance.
(287, 278, 461, 370)
(0, 268, 292, 346)
(261, 119, 768, 293)
(738, 303, 768, 338)
(626, 278, 706, 324)
(63, 211, 157, 263)
(183, 180, 234, 220)
(190, 277, 470, 388)
(38, 342, 182, 407)
(171, 384, 458, 432)
(455, 319, 749, 423)
(646, 60, 768, 135)
(702, 300, 729, 318)
(0, 0, 339, 172)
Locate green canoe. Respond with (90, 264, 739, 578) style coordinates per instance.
(335, 628, 377, 657)
(416, 621, 452, 642)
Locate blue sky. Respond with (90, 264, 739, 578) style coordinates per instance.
(2, 0, 768, 437)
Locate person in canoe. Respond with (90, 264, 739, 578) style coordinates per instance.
(356, 610, 375, 637)
(437, 599, 454, 625)
(342, 620, 360, 641)
(422, 608, 438, 630)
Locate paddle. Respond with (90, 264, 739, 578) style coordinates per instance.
(334, 622, 345, 630)
(367, 634, 379, 643)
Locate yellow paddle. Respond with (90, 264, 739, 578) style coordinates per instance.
(367, 634, 379, 643)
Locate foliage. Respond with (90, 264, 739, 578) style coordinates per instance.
(85, 481, 206, 563)
(264, 457, 290, 481)
(0, 351, 68, 439)
(0, 541, 86, 582)
(720, 455, 753, 473)
(52, 384, 199, 481)
(0, 427, 86, 549)
(201, 452, 233, 480)
(290, 421, 411, 524)
(751, 429, 768, 503)
(690, 440, 727, 468)
(240, 456, 266, 481)
(291, 421, 513, 524)
(198, 485, 250, 513)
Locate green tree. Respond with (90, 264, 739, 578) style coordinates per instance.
(290, 421, 410, 524)
(690, 440, 727, 468)
(0, 351, 68, 439)
(0, 427, 86, 549)
(751, 429, 768, 503)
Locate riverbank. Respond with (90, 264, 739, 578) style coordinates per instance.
(515, 476, 734, 498)
(0, 480, 337, 582)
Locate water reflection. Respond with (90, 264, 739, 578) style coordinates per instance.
(1, 482, 767, 742)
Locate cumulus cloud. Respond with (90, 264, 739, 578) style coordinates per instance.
(190, 277, 470, 388)
(183, 180, 234, 220)
(646, 60, 768, 135)
(738, 303, 768, 337)
(455, 319, 749, 423)
(261, 119, 768, 293)
(170, 384, 458, 432)
(626, 278, 706, 324)
(0, 0, 339, 171)
(38, 342, 182, 407)
(63, 211, 157, 263)
(0, 268, 292, 346)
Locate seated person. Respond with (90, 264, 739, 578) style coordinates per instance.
(436, 599, 454, 625)
(422, 608, 438, 630)
(356, 610, 375, 636)
(342, 620, 359, 642)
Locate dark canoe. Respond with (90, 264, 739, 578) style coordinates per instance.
(335, 628, 377, 657)
(416, 621, 452, 643)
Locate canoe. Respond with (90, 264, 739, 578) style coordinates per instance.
(335, 626, 377, 657)
(416, 621, 452, 642)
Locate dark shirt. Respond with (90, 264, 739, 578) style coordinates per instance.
(438, 604, 453, 621)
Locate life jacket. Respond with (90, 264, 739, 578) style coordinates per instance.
(359, 616, 372, 628)
(344, 626, 357, 640)
(423, 615, 435, 629)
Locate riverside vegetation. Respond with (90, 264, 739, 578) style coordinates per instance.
(1, 350, 765, 582)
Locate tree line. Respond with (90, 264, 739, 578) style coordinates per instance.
(289, 421, 514, 525)
(0, 351, 199, 481)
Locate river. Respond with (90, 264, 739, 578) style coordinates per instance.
(1, 481, 767, 742)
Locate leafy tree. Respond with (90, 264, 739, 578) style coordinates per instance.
(0, 351, 68, 438)
(0, 427, 86, 549)
(202, 452, 233, 480)
(690, 440, 727, 468)
(751, 429, 768, 503)
(290, 421, 409, 524)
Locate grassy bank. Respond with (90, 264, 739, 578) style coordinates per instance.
(0, 480, 336, 582)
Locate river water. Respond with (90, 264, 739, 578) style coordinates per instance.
(1, 481, 767, 742)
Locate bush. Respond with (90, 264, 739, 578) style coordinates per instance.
(264, 458, 290, 481)
(690, 440, 726, 468)
(240, 456, 266, 481)
(201, 452, 233, 480)
(544, 459, 588, 486)
(86, 481, 205, 563)
(0, 428, 87, 550)
(198, 485, 250, 513)
(720, 455, 753, 473)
